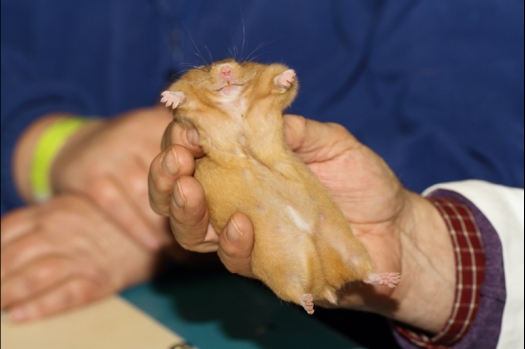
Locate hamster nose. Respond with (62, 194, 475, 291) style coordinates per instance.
(220, 65, 232, 78)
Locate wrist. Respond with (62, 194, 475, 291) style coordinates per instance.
(48, 118, 104, 195)
(388, 192, 456, 333)
(13, 114, 102, 203)
(394, 196, 487, 347)
(14, 114, 67, 202)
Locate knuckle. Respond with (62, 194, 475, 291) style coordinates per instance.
(150, 168, 174, 194)
(38, 279, 94, 315)
(175, 239, 192, 251)
(31, 258, 67, 285)
(68, 279, 97, 304)
(19, 258, 67, 295)
(39, 290, 73, 314)
(127, 169, 148, 196)
(221, 259, 244, 275)
(86, 178, 120, 208)
(149, 199, 169, 217)
(218, 248, 252, 277)
(83, 160, 106, 179)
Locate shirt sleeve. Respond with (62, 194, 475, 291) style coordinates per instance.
(1, 1, 173, 215)
(1, 41, 90, 214)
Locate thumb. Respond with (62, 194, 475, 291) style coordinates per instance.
(217, 213, 255, 278)
(283, 114, 360, 164)
(162, 121, 205, 158)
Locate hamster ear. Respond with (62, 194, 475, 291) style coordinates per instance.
(160, 91, 186, 109)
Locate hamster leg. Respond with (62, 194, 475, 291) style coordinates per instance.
(160, 91, 186, 109)
(300, 293, 315, 314)
(274, 69, 296, 88)
(364, 272, 401, 288)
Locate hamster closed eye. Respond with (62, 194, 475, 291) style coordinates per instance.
(161, 58, 400, 314)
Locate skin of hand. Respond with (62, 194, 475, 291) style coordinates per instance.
(13, 106, 175, 251)
(0, 194, 161, 323)
(149, 114, 456, 334)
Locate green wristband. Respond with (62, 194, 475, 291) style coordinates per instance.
(30, 117, 89, 202)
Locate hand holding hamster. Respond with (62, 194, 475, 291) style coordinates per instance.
(150, 111, 457, 333)
(151, 59, 401, 314)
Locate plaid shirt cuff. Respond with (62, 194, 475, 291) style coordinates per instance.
(394, 197, 486, 348)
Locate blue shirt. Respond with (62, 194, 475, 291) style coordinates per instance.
(2, 0, 523, 214)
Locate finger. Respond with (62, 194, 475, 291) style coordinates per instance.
(149, 145, 196, 216)
(283, 114, 358, 163)
(162, 121, 204, 157)
(5, 277, 109, 322)
(1, 256, 77, 309)
(120, 154, 174, 249)
(217, 213, 255, 278)
(169, 175, 217, 252)
(1, 232, 62, 282)
(84, 174, 165, 251)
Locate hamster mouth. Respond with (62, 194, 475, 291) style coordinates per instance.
(215, 82, 244, 91)
(215, 83, 244, 95)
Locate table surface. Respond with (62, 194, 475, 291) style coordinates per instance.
(121, 268, 366, 349)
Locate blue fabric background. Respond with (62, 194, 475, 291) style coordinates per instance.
(2, 0, 523, 214)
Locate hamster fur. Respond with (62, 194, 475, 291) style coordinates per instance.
(161, 59, 400, 314)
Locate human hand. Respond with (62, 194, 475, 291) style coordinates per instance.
(149, 114, 406, 279)
(148, 121, 255, 276)
(48, 106, 173, 251)
(149, 115, 455, 333)
(1, 194, 160, 322)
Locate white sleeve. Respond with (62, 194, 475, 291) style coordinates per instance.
(423, 180, 524, 349)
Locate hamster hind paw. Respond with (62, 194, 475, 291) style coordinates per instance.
(364, 272, 401, 288)
(299, 293, 315, 315)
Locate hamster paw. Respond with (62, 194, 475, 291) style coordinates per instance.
(365, 272, 401, 288)
(160, 91, 186, 109)
(299, 293, 315, 315)
(274, 69, 296, 88)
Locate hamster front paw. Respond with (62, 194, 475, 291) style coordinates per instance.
(274, 69, 296, 89)
(160, 90, 186, 109)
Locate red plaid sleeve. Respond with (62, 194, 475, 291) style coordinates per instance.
(394, 197, 486, 348)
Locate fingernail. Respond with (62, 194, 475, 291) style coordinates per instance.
(162, 147, 179, 176)
(227, 218, 243, 242)
(173, 180, 186, 209)
(9, 307, 28, 322)
(186, 128, 199, 147)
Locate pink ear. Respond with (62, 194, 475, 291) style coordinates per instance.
(160, 91, 186, 109)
